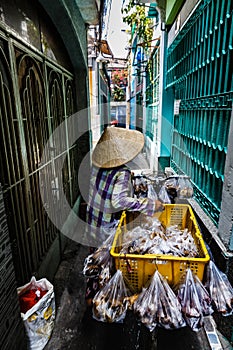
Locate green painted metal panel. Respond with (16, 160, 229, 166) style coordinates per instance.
(0, 11, 78, 285)
(166, 0, 185, 25)
(166, 0, 233, 224)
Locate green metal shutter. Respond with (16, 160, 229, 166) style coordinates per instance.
(166, 0, 233, 224)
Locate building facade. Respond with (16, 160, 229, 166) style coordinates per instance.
(0, 1, 102, 348)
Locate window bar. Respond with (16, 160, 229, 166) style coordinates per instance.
(196, 15, 201, 47)
(210, 32, 216, 66)
(200, 10, 205, 45)
(219, 0, 226, 24)
(216, 21, 222, 60)
(209, 0, 214, 35)
(214, 0, 221, 31)
(203, 65, 208, 97)
(222, 12, 229, 56)
(212, 58, 218, 95)
(194, 70, 198, 98)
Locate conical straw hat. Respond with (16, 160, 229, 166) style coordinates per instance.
(92, 126, 145, 168)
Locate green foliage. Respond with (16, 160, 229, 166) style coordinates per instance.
(111, 69, 127, 101)
(112, 85, 126, 101)
(121, 0, 153, 51)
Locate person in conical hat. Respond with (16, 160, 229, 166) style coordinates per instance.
(91, 125, 145, 168)
(86, 126, 164, 240)
(84, 127, 164, 305)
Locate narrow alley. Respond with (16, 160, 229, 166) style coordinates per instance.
(0, 0, 233, 350)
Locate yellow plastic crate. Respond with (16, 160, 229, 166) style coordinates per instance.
(110, 204, 210, 292)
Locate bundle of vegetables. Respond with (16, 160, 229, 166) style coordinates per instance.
(92, 270, 130, 323)
(133, 270, 186, 332)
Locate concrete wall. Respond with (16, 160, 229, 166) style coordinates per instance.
(38, 0, 90, 70)
(218, 105, 233, 251)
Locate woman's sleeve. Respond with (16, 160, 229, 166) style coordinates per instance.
(111, 169, 156, 216)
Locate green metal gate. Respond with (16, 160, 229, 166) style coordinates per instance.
(0, 26, 79, 284)
(166, 0, 233, 224)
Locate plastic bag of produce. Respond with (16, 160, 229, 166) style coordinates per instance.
(193, 274, 213, 316)
(92, 270, 130, 323)
(83, 228, 115, 280)
(205, 261, 233, 316)
(133, 270, 185, 332)
(177, 269, 212, 332)
(164, 178, 177, 202)
(177, 177, 193, 198)
(133, 176, 148, 198)
(17, 276, 55, 350)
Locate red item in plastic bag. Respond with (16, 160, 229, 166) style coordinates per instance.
(19, 288, 48, 314)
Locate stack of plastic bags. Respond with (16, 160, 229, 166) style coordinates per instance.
(83, 240, 233, 333)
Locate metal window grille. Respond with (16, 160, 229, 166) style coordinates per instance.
(166, 0, 233, 225)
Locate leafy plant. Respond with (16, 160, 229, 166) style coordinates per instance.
(121, 0, 153, 52)
(111, 69, 127, 101)
(112, 85, 126, 101)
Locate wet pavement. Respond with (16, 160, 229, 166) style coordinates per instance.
(44, 239, 233, 350)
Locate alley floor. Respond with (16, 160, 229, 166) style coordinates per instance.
(44, 239, 233, 350)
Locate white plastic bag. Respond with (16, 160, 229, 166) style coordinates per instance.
(17, 276, 55, 350)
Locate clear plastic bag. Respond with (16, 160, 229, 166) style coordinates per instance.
(205, 260, 233, 316)
(164, 177, 177, 189)
(119, 219, 166, 255)
(165, 226, 199, 258)
(158, 185, 171, 204)
(133, 176, 148, 198)
(133, 270, 185, 332)
(177, 269, 211, 331)
(147, 183, 158, 201)
(194, 274, 213, 316)
(83, 228, 115, 276)
(92, 270, 130, 323)
(177, 177, 193, 198)
(119, 221, 198, 257)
